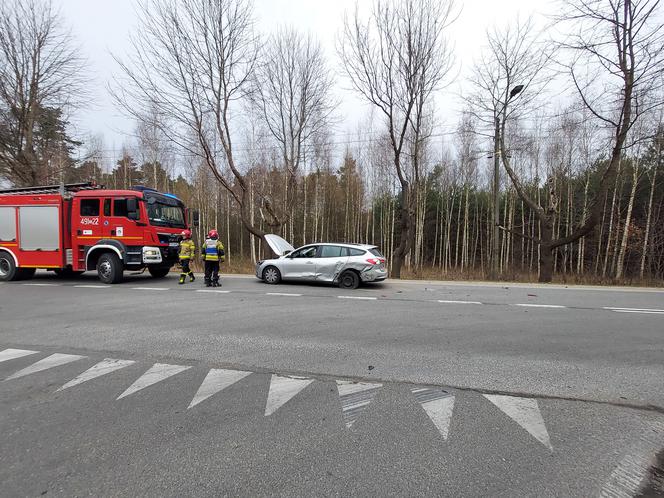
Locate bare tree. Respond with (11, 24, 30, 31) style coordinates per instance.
(465, 18, 552, 279)
(112, 0, 267, 241)
(251, 27, 335, 231)
(0, 0, 86, 186)
(338, 0, 456, 278)
(526, 0, 664, 281)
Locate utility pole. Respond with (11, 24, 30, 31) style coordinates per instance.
(491, 115, 501, 279)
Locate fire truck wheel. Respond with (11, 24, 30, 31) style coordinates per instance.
(0, 252, 17, 281)
(97, 252, 123, 284)
(148, 266, 171, 278)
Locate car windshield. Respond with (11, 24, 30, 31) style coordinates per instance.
(145, 194, 186, 229)
(369, 248, 384, 257)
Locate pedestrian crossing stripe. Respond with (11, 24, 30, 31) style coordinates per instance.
(336, 380, 382, 429)
(0, 348, 39, 364)
(4, 353, 86, 381)
(411, 388, 455, 440)
(265, 375, 314, 416)
(484, 394, 553, 450)
(117, 363, 191, 399)
(57, 359, 136, 391)
(189, 368, 252, 409)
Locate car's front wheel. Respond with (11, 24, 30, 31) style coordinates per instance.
(262, 266, 281, 285)
(338, 270, 360, 290)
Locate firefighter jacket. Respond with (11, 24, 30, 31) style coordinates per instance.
(202, 238, 225, 262)
(179, 239, 196, 260)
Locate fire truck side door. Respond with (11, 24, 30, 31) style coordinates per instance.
(72, 197, 105, 270)
(104, 197, 143, 244)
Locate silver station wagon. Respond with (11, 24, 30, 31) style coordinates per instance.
(256, 234, 388, 289)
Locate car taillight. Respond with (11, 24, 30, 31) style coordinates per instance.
(367, 258, 379, 265)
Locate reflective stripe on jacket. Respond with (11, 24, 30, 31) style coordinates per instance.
(203, 238, 225, 262)
(179, 239, 196, 260)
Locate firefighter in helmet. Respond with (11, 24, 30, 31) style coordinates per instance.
(178, 229, 196, 284)
(202, 229, 225, 287)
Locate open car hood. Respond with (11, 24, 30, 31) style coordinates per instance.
(264, 234, 295, 257)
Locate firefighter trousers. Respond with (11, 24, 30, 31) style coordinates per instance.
(204, 260, 220, 286)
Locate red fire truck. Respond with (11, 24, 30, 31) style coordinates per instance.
(0, 182, 197, 284)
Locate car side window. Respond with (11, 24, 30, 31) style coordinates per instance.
(348, 248, 366, 256)
(319, 245, 345, 258)
(292, 246, 317, 258)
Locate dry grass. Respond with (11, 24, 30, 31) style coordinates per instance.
(177, 259, 662, 288)
(401, 265, 664, 287)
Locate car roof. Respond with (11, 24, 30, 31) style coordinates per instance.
(305, 242, 377, 250)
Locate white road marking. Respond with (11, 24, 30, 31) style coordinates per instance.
(117, 363, 191, 399)
(337, 295, 377, 300)
(513, 303, 566, 309)
(5, 353, 86, 381)
(131, 287, 169, 291)
(483, 394, 553, 450)
(74, 285, 109, 289)
(600, 421, 664, 497)
(57, 358, 136, 391)
(0, 348, 40, 363)
(22, 283, 59, 287)
(196, 289, 231, 294)
(188, 368, 252, 409)
(604, 307, 664, 312)
(266, 292, 303, 297)
(612, 310, 664, 315)
(264, 375, 314, 416)
(336, 380, 382, 429)
(437, 300, 482, 305)
(411, 388, 455, 440)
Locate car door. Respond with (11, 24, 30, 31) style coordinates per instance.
(315, 245, 350, 282)
(280, 245, 317, 280)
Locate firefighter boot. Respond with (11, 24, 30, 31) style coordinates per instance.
(189, 273, 195, 282)
(179, 274, 186, 285)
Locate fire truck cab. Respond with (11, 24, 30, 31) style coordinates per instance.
(0, 183, 196, 284)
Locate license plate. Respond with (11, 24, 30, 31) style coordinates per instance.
(169, 242, 179, 247)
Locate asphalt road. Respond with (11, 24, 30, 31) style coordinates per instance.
(1, 272, 663, 497)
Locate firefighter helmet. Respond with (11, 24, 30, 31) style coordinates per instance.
(181, 229, 192, 239)
(207, 229, 218, 239)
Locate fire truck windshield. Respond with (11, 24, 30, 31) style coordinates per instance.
(145, 194, 186, 229)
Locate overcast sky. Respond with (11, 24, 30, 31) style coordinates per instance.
(55, 0, 555, 162)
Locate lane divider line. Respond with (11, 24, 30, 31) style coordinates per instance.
(513, 304, 566, 309)
(611, 310, 664, 315)
(337, 295, 378, 300)
(74, 285, 109, 289)
(196, 289, 231, 294)
(23, 283, 60, 287)
(604, 306, 664, 312)
(266, 292, 303, 297)
(437, 299, 482, 305)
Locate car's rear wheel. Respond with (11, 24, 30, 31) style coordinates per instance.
(262, 266, 281, 285)
(338, 270, 360, 290)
